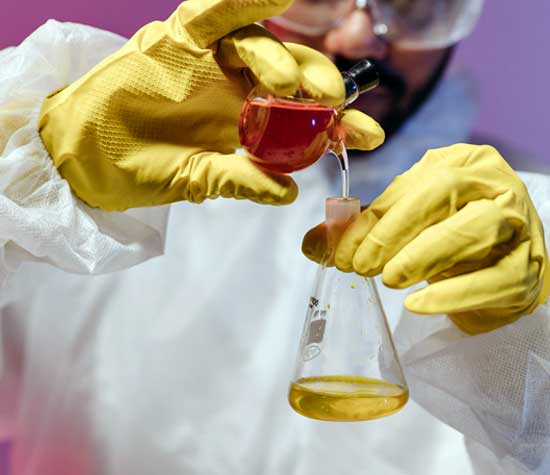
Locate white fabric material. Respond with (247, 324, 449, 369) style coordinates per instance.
(1, 20, 550, 475)
(0, 21, 169, 286)
(392, 170, 550, 474)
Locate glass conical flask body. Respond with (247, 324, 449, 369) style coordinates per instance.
(289, 197, 408, 422)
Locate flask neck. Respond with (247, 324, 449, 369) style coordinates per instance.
(324, 197, 360, 266)
(342, 72, 360, 107)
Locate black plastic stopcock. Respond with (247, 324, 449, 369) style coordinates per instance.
(347, 59, 380, 93)
(342, 59, 380, 102)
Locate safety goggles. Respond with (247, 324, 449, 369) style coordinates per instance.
(268, 0, 484, 49)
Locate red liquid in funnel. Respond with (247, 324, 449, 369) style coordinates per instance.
(239, 97, 338, 174)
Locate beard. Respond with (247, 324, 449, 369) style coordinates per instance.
(334, 48, 454, 140)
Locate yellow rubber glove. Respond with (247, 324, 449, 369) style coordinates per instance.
(38, 0, 383, 211)
(303, 144, 550, 334)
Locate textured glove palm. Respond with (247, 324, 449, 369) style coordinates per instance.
(38, 0, 383, 211)
(303, 144, 550, 334)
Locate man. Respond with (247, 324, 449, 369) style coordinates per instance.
(0, 1, 548, 474)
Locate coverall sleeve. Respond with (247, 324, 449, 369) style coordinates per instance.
(0, 21, 169, 286)
(394, 170, 550, 474)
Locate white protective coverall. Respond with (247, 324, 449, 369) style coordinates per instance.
(1, 21, 550, 475)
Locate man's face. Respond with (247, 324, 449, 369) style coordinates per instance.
(264, 8, 450, 135)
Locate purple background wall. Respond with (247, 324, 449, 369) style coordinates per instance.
(451, 2, 550, 167)
(2, 1, 549, 165)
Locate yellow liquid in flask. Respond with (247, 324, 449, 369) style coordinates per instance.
(289, 375, 408, 422)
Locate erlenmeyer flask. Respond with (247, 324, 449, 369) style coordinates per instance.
(289, 197, 408, 422)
